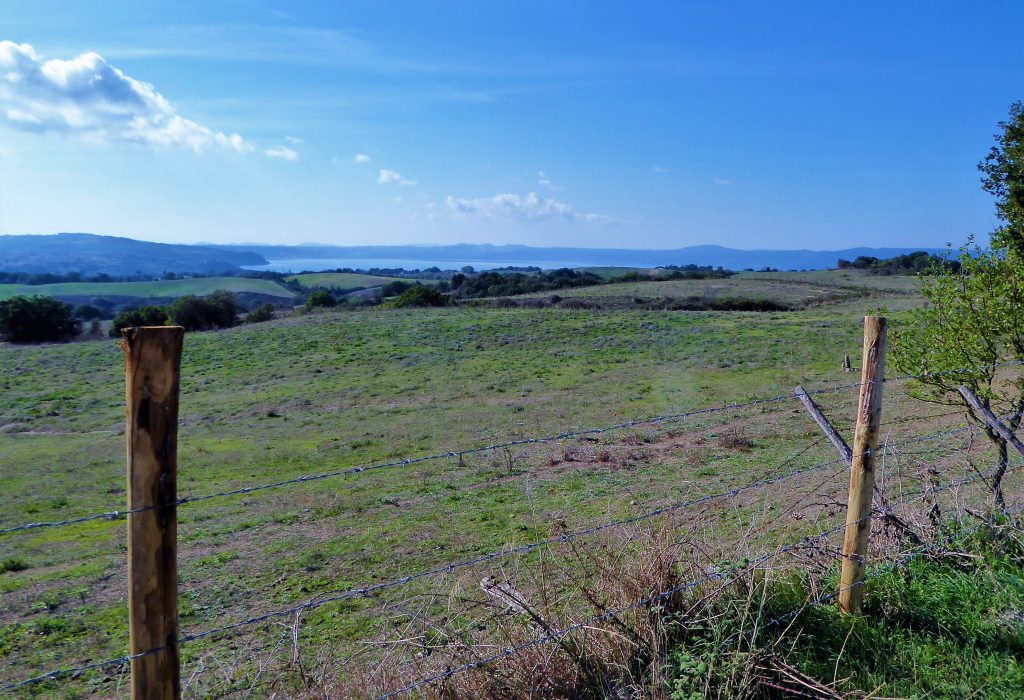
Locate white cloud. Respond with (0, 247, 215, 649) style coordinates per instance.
(653, 165, 668, 173)
(378, 168, 415, 186)
(445, 192, 610, 223)
(0, 41, 253, 153)
(713, 177, 733, 186)
(354, 152, 370, 163)
(284, 135, 303, 144)
(537, 170, 563, 191)
(265, 146, 299, 161)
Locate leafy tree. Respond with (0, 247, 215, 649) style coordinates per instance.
(305, 289, 337, 308)
(72, 304, 104, 320)
(893, 102, 1024, 509)
(380, 280, 413, 297)
(0, 295, 80, 343)
(109, 305, 170, 337)
(980, 100, 1024, 255)
(393, 285, 449, 307)
(246, 303, 276, 323)
(169, 291, 240, 331)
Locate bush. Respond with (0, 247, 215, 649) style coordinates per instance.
(305, 290, 337, 309)
(0, 295, 80, 343)
(109, 305, 169, 337)
(1, 556, 29, 573)
(393, 285, 449, 308)
(246, 303, 275, 323)
(71, 304, 104, 320)
(380, 280, 413, 297)
(168, 290, 241, 331)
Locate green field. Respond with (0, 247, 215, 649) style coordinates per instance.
(285, 272, 416, 289)
(0, 271, 1015, 697)
(0, 277, 297, 302)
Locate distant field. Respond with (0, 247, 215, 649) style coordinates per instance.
(735, 268, 923, 293)
(574, 266, 653, 279)
(0, 277, 297, 301)
(285, 272, 413, 289)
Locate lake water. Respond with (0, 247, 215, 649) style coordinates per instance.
(243, 257, 660, 273)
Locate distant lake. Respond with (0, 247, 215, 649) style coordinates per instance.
(243, 257, 662, 273)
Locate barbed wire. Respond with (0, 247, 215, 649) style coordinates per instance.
(370, 463, 1022, 699)
(0, 381, 865, 537)
(724, 501, 1024, 655)
(2, 439, 1016, 695)
(6, 360, 1022, 537)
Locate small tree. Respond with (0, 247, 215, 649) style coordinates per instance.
(393, 285, 449, 308)
(0, 295, 80, 343)
(109, 305, 169, 337)
(246, 303, 275, 323)
(305, 289, 337, 309)
(168, 291, 240, 331)
(893, 102, 1024, 509)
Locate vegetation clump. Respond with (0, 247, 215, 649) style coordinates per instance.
(837, 250, 960, 275)
(245, 303, 276, 323)
(305, 289, 337, 309)
(168, 290, 241, 331)
(393, 284, 449, 307)
(109, 305, 169, 337)
(451, 268, 603, 299)
(0, 295, 79, 343)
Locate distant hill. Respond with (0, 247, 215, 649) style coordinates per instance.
(0, 235, 953, 275)
(0, 233, 267, 275)
(212, 242, 951, 272)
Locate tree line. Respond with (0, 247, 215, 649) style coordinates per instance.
(0, 290, 276, 343)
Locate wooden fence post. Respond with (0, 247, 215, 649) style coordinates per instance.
(839, 316, 887, 614)
(123, 326, 184, 700)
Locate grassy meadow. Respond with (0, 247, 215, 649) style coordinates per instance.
(0, 277, 298, 302)
(0, 270, 1019, 697)
(285, 272, 416, 289)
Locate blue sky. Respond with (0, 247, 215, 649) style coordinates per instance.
(1, 1, 1022, 249)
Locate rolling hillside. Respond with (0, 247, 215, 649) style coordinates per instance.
(0, 277, 296, 302)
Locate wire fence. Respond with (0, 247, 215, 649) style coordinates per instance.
(2, 359, 1023, 696)
(2, 418, 1016, 695)
(4, 361, 1020, 538)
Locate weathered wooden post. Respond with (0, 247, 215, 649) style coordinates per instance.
(123, 326, 184, 699)
(839, 316, 887, 614)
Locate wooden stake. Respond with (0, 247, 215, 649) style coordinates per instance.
(795, 385, 852, 463)
(839, 316, 887, 614)
(123, 326, 184, 700)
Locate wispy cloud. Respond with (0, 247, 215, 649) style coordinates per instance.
(354, 153, 370, 163)
(446, 192, 611, 223)
(713, 177, 733, 186)
(378, 168, 415, 186)
(265, 146, 298, 161)
(0, 41, 253, 153)
(284, 135, 303, 144)
(653, 165, 668, 173)
(537, 170, 563, 191)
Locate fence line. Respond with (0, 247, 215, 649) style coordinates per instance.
(721, 501, 1024, 654)
(3, 436, 1014, 695)
(4, 352, 1024, 695)
(3, 364, 1015, 538)
(368, 466, 1021, 700)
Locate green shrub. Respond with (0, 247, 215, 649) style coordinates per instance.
(108, 305, 169, 337)
(168, 290, 240, 331)
(0, 295, 80, 343)
(305, 290, 337, 308)
(393, 285, 449, 308)
(380, 280, 413, 297)
(1, 557, 29, 573)
(246, 303, 275, 323)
